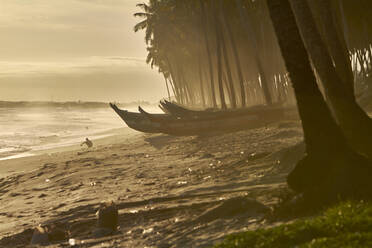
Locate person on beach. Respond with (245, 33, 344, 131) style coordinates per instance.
(81, 137, 93, 148)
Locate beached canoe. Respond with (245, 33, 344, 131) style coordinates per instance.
(110, 103, 164, 133)
(111, 102, 295, 136)
(138, 105, 287, 136)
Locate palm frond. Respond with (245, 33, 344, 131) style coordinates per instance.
(134, 20, 148, 32)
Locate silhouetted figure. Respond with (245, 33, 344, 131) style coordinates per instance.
(81, 137, 93, 148)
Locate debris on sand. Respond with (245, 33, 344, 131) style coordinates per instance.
(30, 225, 49, 245)
(92, 201, 119, 238)
(30, 224, 68, 245)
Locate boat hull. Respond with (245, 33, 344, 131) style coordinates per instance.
(111, 103, 295, 136)
(140, 105, 288, 136)
(110, 103, 162, 133)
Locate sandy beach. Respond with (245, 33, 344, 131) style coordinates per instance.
(0, 120, 304, 247)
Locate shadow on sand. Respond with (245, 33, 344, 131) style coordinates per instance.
(144, 135, 178, 149)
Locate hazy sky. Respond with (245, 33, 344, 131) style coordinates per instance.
(0, 0, 166, 102)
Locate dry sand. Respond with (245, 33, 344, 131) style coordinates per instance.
(0, 121, 305, 247)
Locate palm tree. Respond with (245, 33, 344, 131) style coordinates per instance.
(289, 0, 372, 159)
(132, 0, 371, 111)
(267, 0, 372, 202)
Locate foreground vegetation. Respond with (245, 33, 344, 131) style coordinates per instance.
(214, 201, 372, 248)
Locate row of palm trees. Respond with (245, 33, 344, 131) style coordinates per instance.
(134, 0, 291, 109)
(134, 0, 372, 110)
(132, 0, 372, 204)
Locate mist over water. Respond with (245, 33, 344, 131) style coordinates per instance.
(0, 0, 168, 161)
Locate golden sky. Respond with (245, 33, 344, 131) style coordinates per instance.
(0, 0, 165, 102)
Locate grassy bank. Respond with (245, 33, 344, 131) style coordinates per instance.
(214, 201, 372, 248)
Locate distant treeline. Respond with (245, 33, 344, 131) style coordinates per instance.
(0, 101, 155, 109)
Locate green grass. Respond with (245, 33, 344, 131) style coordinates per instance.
(214, 201, 372, 248)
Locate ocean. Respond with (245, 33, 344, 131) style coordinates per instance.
(0, 104, 148, 160)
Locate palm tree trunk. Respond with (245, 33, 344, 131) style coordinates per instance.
(337, 0, 350, 48)
(198, 56, 206, 107)
(165, 56, 181, 103)
(309, 0, 354, 96)
(181, 72, 193, 105)
(177, 64, 190, 105)
(212, 1, 227, 110)
(203, 68, 213, 107)
(199, 0, 217, 108)
(220, 4, 246, 107)
(220, 26, 237, 109)
(164, 76, 171, 101)
(222, 70, 233, 105)
(167, 77, 177, 101)
(258, 68, 272, 105)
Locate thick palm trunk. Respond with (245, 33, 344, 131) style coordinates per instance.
(199, 0, 217, 108)
(267, 0, 372, 202)
(212, 1, 227, 110)
(289, 0, 372, 159)
(337, 0, 350, 48)
(309, 0, 354, 96)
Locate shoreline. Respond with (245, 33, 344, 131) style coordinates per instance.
(0, 127, 138, 178)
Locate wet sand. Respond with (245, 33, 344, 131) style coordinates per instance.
(0, 121, 304, 247)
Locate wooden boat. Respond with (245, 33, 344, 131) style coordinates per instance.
(112, 101, 296, 136)
(138, 105, 287, 136)
(110, 103, 164, 133)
